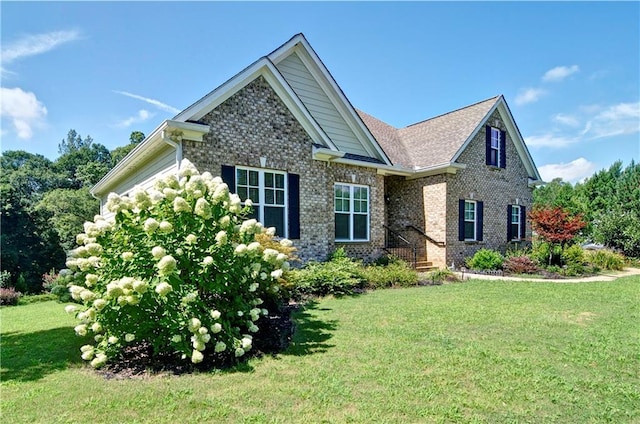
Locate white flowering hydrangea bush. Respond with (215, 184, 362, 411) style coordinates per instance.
(62, 159, 293, 369)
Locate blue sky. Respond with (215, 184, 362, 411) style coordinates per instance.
(1, 2, 638, 183)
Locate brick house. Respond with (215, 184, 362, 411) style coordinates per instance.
(92, 34, 542, 269)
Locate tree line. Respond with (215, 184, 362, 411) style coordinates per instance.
(0, 130, 144, 292)
(533, 160, 640, 258)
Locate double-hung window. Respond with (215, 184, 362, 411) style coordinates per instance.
(486, 126, 506, 168)
(507, 205, 526, 241)
(334, 183, 369, 241)
(464, 200, 477, 241)
(236, 167, 287, 236)
(458, 199, 483, 242)
(510, 205, 521, 240)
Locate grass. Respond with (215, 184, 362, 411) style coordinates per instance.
(2, 276, 639, 423)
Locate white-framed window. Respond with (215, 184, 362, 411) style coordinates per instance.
(490, 127, 501, 167)
(334, 183, 369, 242)
(236, 167, 287, 236)
(511, 205, 521, 240)
(464, 200, 477, 241)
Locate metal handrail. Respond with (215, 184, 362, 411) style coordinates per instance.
(405, 224, 446, 247)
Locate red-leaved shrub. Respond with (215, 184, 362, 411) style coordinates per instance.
(503, 256, 539, 274)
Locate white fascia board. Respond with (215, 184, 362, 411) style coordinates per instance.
(91, 120, 209, 197)
(312, 146, 346, 161)
(262, 61, 338, 150)
(173, 57, 337, 151)
(321, 156, 412, 176)
(272, 37, 393, 166)
(406, 162, 467, 180)
(450, 97, 542, 182)
(295, 43, 393, 165)
(164, 120, 210, 141)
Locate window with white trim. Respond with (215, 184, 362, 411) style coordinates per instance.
(464, 200, 477, 241)
(236, 167, 287, 236)
(510, 205, 521, 240)
(334, 183, 369, 241)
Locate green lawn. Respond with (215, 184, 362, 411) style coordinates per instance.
(2, 277, 639, 423)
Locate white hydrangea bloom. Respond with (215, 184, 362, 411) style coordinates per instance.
(235, 347, 245, 357)
(173, 196, 191, 213)
(215, 231, 227, 246)
(185, 234, 197, 244)
(157, 255, 177, 275)
(159, 221, 173, 233)
(211, 323, 222, 333)
(194, 197, 212, 219)
(155, 282, 173, 296)
(214, 341, 227, 352)
(125, 333, 135, 342)
(191, 350, 204, 364)
(121, 251, 134, 261)
(144, 218, 159, 233)
(210, 309, 221, 320)
(151, 246, 166, 260)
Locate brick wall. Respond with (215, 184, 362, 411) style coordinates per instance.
(385, 109, 534, 268)
(182, 76, 384, 263)
(445, 109, 533, 267)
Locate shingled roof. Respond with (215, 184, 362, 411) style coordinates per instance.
(358, 96, 501, 169)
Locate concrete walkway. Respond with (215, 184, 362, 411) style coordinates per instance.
(454, 267, 640, 283)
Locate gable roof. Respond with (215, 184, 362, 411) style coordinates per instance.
(359, 96, 542, 182)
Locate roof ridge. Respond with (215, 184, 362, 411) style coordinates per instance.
(404, 95, 501, 129)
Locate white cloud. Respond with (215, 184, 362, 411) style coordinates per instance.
(588, 102, 640, 138)
(515, 88, 546, 106)
(542, 65, 579, 82)
(116, 109, 153, 128)
(552, 113, 580, 127)
(539, 158, 597, 183)
(525, 133, 577, 148)
(1, 30, 81, 64)
(114, 90, 180, 114)
(0, 87, 47, 139)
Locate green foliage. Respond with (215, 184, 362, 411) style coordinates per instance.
(0, 287, 21, 306)
(289, 250, 365, 297)
(585, 249, 625, 271)
(425, 268, 459, 284)
(18, 293, 59, 305)
(466, 249, 504, 270)
(503, 255, 539, 274)
(63, 159, 292, 368)
(362, 258, 418, 289)
(561, 244, 588, 276)
(35, 187, 99, 251)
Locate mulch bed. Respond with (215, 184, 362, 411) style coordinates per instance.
(97, 304, 298, 379)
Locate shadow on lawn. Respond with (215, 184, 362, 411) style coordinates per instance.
(284, 301, 337, 356)
(1, 327, 87, 382)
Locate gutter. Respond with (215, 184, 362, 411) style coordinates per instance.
(161, 130, 183, 170)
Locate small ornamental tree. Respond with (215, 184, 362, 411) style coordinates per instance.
(61, 159, 292, 368)
(528, 206, 586, 266)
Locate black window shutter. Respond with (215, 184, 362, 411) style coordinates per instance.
(458, 199, 465, 241)
(287, 173, 300, 239)
(477, 201, 484, 241)
(520, 205, 526, 239)
(221, 165, 235, 190)
(485, 126, 492, 166)
(507, 204, 513, 241)
(499, 130, 507, 168)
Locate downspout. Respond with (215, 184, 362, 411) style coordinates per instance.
(161, 130, 183, 171)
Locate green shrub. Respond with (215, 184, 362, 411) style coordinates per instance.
(562, 244, 588, 276)
(62, 159, 292, 369)
(289, 249, 365, 297)
(466, 249, 504, 270)
(363, 258, 418, 289)
(425, 268, 459, 284)
(585, 249, 625, 271)
(18, 294, 58, 305)
(0, 287, 21, 306)
(503, 255, 539, 274)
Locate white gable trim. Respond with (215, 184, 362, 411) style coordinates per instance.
(450, 96, 542, 182)
(173, 58, 338, 151)
(269, 35, 393, 166)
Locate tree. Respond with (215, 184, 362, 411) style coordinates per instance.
(529, 207, 586, 265)
(111, 131, 145, 165)
(35, 187, 100, 251)
(55, 131, 112, 188)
